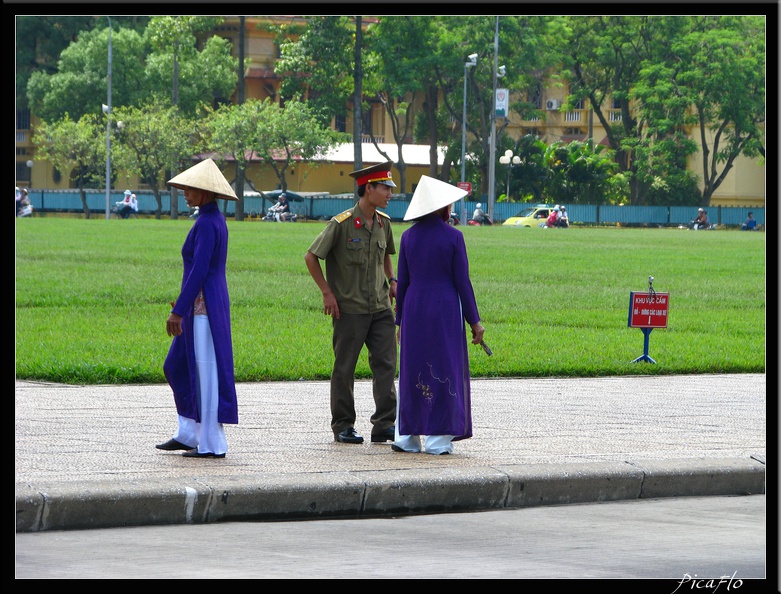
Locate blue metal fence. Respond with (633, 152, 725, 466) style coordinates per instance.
(22, 189, 765, 227)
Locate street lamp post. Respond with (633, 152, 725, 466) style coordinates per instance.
(487, 16, 503, 223)
(460, 53, 477, 224)
(105, 17, 112, 220)
(499, 149, 520, 198)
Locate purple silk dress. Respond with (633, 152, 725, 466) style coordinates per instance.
(163, 201, 238, 425)
(394, 213, 480, 440)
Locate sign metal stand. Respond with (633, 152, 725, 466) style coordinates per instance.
(627, 276, 669, 364)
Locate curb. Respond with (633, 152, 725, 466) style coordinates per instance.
(16, 456, 765, 533)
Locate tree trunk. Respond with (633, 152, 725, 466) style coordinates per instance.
(234, 16, 246, 221)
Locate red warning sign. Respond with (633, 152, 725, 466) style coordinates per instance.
(628, 292, 669, 328)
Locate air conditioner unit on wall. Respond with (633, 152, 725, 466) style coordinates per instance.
(546, 99, 560, 110)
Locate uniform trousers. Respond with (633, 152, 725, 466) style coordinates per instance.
(330, 309, 397, 435)
(172, 315, 227, 455)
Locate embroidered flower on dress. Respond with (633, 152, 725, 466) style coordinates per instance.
(415, 363, 457, 402)
(416, 375, 433, 402)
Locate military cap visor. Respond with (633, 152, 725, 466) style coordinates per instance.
(349, 161, 397, 187)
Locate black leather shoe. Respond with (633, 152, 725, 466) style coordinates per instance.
(370, 426, 395, 443)
(182, 449, 225, 458)
(156, 438, 194, 451)
(334, 427, 364, 444)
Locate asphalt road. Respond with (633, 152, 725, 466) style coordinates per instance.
(15, 495, 768, 581)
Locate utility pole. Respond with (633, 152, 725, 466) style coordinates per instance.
(234, 15, 246, 221)
(353, 16, 363, 199)
(170, 37, 180, 220)
(105, 17, 112, 220)
(487, 16, 499, 223)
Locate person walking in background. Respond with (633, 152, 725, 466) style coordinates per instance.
(392, 176, 485, 455)
(304, 162, 398, 445)
(156, 159, 239, 459)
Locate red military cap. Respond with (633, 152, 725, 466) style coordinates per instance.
(349, 161, 396, 187)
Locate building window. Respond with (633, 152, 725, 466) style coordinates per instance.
(17, 109, 31, 130)
(335, 114, 346, 133)
(609, 99, 622, 122)
(362, 109, 373, 137)
(16, 162, 31, 183)
(528, 82, 542, 109)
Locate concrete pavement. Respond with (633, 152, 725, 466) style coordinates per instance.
(15, 374, 766, 532)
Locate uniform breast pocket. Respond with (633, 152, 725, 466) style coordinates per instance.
(376, 240, 387, 260)
(345, 242, 365, 265)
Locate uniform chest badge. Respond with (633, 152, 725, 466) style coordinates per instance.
(354, 217, 362, 229)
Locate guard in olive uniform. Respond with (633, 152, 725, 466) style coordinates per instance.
(304, 162, 399, 444)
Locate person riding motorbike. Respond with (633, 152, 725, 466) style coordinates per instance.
(468, 203, 492, 226)
(263, 193, 297, 222)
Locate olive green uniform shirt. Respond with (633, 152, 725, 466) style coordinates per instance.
(308, 203, 396, 315)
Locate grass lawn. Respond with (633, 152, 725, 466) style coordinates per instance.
(15, 218, 766, 384)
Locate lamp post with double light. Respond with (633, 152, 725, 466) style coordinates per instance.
(499, 149, 520, 198)
(460, 52, 477, 224)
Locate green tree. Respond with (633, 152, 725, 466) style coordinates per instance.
(207, 98, 345, 197)
(27, 26, 148, 124)
(32, 114, 106, 218)
(506, 134, 549, 203)
(562, 16, 683, 205)
(205, 99, 266, 214)
(111, 101, 197, 218)
(542, 140, 619, 205)
(16, 16, 149, 110)
(143, 16, 236, 116)
(431, 16, 568, 200)
(275, 16, 355, 129)
(274, 15, 364, 182)
(364, 16, 442, 191)
(632, 16, 766, 206)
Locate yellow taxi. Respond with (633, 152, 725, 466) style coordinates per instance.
(502, 204, 556, 227)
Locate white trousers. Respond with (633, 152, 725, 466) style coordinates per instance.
(172, 315, 227, 455)
(393, 397, 454, 455)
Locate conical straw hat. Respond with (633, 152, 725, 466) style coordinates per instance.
(403, 175, 467, 221)
(168, 158, 238, 201)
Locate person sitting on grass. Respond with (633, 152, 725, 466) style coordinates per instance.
(556, 205, 570, 228)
